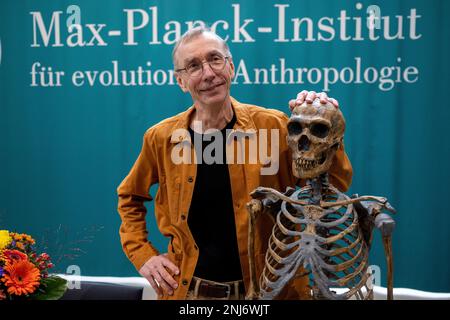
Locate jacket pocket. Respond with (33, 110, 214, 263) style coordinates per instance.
(168, 236, 183, 264)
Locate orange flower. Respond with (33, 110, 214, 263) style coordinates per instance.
(10, 233, 35, 245)
(16, 242, 25, 250)
(2, 260, 41, 296)
(2, 249, 28, 265)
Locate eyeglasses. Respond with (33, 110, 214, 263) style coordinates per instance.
(175, 55, 230, 78)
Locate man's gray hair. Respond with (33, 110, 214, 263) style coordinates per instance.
(172, 26, 232, 70)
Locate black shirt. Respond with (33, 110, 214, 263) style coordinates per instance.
(187, 112, 243, 282)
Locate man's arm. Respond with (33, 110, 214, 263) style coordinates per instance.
(328, 141, 353, 192)
(117, 129, 160, 271)
(117, 129, 180, 297)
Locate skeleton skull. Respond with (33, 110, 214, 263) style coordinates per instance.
(287, 98, 345, 179)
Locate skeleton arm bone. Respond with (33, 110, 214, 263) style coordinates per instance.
(351, 194, 396, 301)
(246, 199, 261, 300)
(372, 212, 396, 300)
(373, 212, 396, 300)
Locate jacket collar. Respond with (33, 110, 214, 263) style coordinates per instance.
(169, 96, 257, 143)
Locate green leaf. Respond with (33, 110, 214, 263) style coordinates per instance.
(31, 276, 68, 300)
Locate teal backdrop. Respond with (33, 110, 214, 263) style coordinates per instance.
(1, 0, 449, 292)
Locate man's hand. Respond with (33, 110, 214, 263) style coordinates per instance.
(288, 90, 339, 111)
(139, 253, 180, 297)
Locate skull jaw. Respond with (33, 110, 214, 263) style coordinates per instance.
(292, 150, 336, 180)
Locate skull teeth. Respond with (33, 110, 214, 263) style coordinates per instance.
(295, 158, 318, 170)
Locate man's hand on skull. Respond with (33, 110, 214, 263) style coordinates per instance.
(289, 90, 339, 111)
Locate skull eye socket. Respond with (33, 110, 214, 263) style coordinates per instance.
(310, 123, 330, 138)
(288, 122, 302, 135)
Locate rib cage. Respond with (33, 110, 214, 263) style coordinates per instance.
(259, 185, 373, 300)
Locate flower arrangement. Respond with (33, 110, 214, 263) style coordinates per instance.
(0, 230, 67, 300)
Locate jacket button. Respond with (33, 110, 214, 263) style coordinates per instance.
(187, 176, 194, 183)
(182, 279, 188, 286)
(181, 214, 186, 220)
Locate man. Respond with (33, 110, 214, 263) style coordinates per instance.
(117, 27, 352, 300)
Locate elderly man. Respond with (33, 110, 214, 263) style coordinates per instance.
(117, 27, 352, 300)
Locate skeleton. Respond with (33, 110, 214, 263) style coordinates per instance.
(246, 99, 396, 300)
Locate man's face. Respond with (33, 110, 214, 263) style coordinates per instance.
(175, 34, 235, 107)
